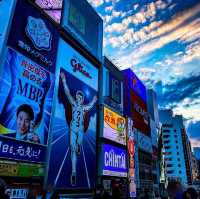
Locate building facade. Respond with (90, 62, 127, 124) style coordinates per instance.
(159, 110, 192, 186)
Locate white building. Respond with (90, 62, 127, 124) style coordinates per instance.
(159, 109, 192, 186)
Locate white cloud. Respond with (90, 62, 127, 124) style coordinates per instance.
(105, 6, 113, 12)
(133, 4, 139, 10)
(87, 0, 104, 7)
(189, 138, 200, 149)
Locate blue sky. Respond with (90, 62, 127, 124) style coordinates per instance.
(87, 0, 200, 148)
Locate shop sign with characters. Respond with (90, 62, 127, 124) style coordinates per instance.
(103, 107, 126, 145)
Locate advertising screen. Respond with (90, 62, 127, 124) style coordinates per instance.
(7, 0, 59, 73)
(35, 0, 64, 23)
(103, 107, 126, 145)
(123, 69, 147, 103)
(0, 48, 54, 162)
(62, 0, 103, 61)
(130, 90, 150, 135)
(0, 0, 16, 56)
(47, 39, 98, 189)
(101, 143, 127, 177)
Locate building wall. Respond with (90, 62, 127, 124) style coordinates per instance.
(159, 110, 188, 185)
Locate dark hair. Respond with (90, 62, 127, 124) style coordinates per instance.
(186, 187, 198, 199)
(16, 104, 34, 120)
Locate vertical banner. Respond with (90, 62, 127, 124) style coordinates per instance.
(0, 48, 55, 162)
(127, 118, 136, 198)
(47, 39, 98, 189)
(7, 0, 59, 73)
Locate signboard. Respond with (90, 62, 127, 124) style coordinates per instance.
(35, 0, 64, 23)
(0, 0, 16, 56)
(109, 73, 121, 104)
(47, 39, 98, 189)
(103, 107, 126, 145)
(0, 48, 54, 162)
(123, 69, 147, 103)
(0, 160, 44, 177)
(7, 0, 59, 73)
(62, 0, 103, 61)
(6, 188, 28, 199)
(127, 118, 136, 197)
(101, 143, 127, 177)
(130, 90, 150, 135)
(137, 131, 152, 153)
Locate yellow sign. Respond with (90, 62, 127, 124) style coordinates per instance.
(104, 107, 126, 132)
(0, 161, 18, 176)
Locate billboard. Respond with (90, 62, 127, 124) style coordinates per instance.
(0, 0, 16, 57)
(100, 143, 127, 177)
(7, 0, 59, 73)
(127, 118, 136, 198)
(0, 160, 44, 177)
(123, 69, 147, 103)
(47, 39, 98, 189)
(103, 107, 126, 145)
(35, 0, 64, 23)
(0, 48, 55, 162)
(130, 90, 150, 135)
(62, 0, 103, 61)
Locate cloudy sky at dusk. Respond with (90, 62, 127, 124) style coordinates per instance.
(87, 0, 200, 148)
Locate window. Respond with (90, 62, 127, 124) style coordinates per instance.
(167, 164, 173, 167)
(163, 135, 170, 138)
(178, 164, 181, 167)
(174, 130, 176, 132)
(179, 171, 182, 174)
(177, 152, 179, 155)
(176, 146, 179, 149)
(174, 135, 177, 138)
(167, 170, 174, 174)
(177, 158, 180, 161)
(165, 146, 171, 149)
(163, 129, 170, 133)
(175, 140, 178, 143)
(164, 140, 170, 144)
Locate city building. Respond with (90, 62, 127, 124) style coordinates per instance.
(123, 69, 153, 196)
(147, 89, 161, 196)
(192, 153, 200, 182)
(159, 110, 193, 186)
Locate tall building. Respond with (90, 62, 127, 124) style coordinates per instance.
(159, 110, 193, 186)
(192, 153, 200, 182)
(123, 69, 153, 195)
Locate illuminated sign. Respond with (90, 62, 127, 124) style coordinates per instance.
(7, 0, 59, 73)
(35, 0, 64, 23)
(47, 39, 98, 189)
(0, 160, 44, 177)
(6, 188, 28, 199)
(101, 143, 127, 177)
(103, 107, 126, 145)
(123, 69, 147, 103)
(127, 118, 136, 197)
(71, 57, 92, 79)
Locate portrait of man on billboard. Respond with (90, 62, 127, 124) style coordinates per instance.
(60, 72, 97, 185)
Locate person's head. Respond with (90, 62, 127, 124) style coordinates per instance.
(186, 187, 198, 199)
(76, 91, 84, 105)
(16, 104, 34, 135)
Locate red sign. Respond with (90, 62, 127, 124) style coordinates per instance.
(128, 139, 135, 156)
